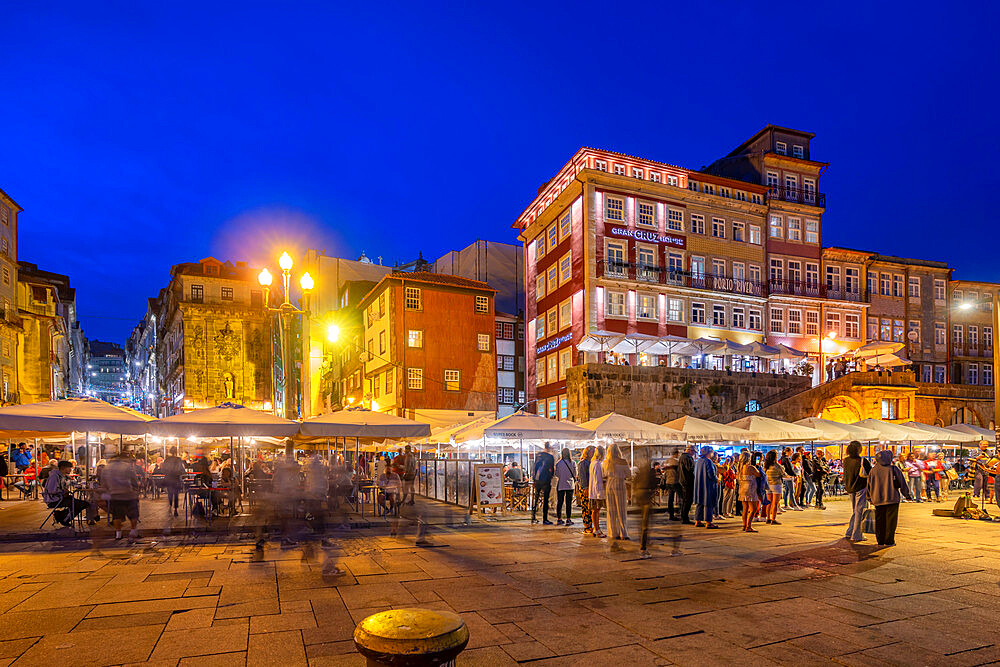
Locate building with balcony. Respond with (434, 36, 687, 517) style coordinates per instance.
(949, 278, 998, 390)
(154, 257, 272, 415)
(357, 271, 497, 428)
(0, 188, 20, 405)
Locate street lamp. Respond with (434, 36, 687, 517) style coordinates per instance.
(258, 251, 313, 419)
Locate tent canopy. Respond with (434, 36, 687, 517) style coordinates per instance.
(727, 415, 822, 442)
(149, 403, 299, 438)
(576, 330, 625, 353)
(474, 411, 593, 442)
(852, 419, 931, 442)
(608, 333, 660, 355)
(298, 407, 431, 438)
(579, 412, 686, 442)
(662, 416, 752, 442)
(945, 423, 994, 439)
(0, 397, 153, 435)
(900, 421, 976, 443)
(794, 417, 880, 442)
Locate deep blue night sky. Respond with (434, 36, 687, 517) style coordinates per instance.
(2, 3, 997, 343)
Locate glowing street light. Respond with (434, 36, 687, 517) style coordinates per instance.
(327, 324, 340, 343)
(299, 271, 314, 291)
(257, 268, 273, 287)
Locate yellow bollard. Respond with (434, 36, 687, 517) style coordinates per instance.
(353, 608, 469, 666)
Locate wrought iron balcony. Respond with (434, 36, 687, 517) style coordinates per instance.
(767, 184, 825, 207)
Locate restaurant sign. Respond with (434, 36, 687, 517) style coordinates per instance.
(537, 333, 572, 354)
(607, 225, 686, 249)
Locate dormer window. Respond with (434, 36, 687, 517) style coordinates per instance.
(204, 264, 219, 275)
(792, 145, 804, 158)
(775, 141, 787, 155)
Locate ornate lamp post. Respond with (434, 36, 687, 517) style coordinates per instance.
(258, 252, 313, 419)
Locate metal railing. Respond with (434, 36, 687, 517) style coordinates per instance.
(767, 184, 825, 207)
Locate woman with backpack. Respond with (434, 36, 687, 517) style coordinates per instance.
(554, 448, 576, 526)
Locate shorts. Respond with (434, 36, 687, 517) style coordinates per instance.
(769, 484, 782, 495)
(109, 499, 139, 522)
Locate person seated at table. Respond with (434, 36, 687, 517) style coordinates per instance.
(376, 467, 402, 515)
(209, 458, 221, 474)
(505, 461, 527, 487)
(12, 462, 38, 499)
(212, 466, 241, 514)
(190, 449, 212, 486)
(11, 443, 32, 473)
(42, 460, 87, 528)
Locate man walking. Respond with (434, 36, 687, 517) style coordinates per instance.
(531, 442, 555, 525)
(104, 453, 141, 541)
(843, 441, 871, 541)
(813, 450, 830, 509)
(678, 445, 696, 525)
(633, 453, 656, 558)
(400, 445, 417, 505)
(661, 450, 680, 521)
(161, 446, 186, 517)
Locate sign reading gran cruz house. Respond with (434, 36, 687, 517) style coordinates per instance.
(607, 225, 686, 249)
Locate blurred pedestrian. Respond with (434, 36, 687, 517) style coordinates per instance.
(842, 441, 870, 542)
(633, 451, 656, 558)
(588, 445, 606, 538)
(693, 446, 719, 528)
(678, 445, 695, 525)
(577, 446, 594, 535)
(531, 442, 555, 525)
(161, 446, 185, 518)
(104, 453, 141, 541)
(603, 444, 630, 540)
(661, 450, 680, 521)
(554, 448, 575, 525)
(738, 451, 761, 533)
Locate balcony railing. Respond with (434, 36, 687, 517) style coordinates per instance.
(767, 184, 825, 207)
(602, 260, 863, 302)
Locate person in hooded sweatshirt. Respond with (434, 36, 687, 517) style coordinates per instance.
(867, 449, 913, 547)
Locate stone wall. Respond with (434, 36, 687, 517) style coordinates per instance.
(564, 364, 811, 423)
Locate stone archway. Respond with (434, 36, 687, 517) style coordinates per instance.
(817, 394, 865, 423)
(947, 405, 985, 427)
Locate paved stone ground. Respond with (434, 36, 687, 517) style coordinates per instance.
(0, 497, 999, 666)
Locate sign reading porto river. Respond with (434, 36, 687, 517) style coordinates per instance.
(607, 225, 686, 249)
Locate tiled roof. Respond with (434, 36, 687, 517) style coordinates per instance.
(388, 271, 496, 292)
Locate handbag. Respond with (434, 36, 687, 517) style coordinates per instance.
(945, 467, 958, 481)
(861, 507, 876, 534)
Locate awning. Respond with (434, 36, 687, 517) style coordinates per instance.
(580, 412, 685, 442)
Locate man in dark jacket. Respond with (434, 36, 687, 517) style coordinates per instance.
(779, 447, 799, 509)
(842, 441, 871, 541)
(678, 445, 696, 525)
(812, 450, 830, 509)
(797, 446, 812, 507)
(160, 447, 186, 517)
(531, 442, 556, 525)
(633, 453, 657, 558)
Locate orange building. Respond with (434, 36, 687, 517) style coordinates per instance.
(358, 272, 497, 427)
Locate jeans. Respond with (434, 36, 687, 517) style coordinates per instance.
(532, 481, 551, 522)
(556, 489, 572, 521)
(814, 479, 825, 507)
(639, 503, 652, 551)
(166, 482, 182, 510)
(925, 477, 940, 501)
(874, 503, 900, 545)
(666, 484, 681, 518)
(680, 484, 693, 522)
(845, 488, 867, 540)
(803, 478, 817, 505)
(908, 477, 923, 502)
(782, 479, 799, 508)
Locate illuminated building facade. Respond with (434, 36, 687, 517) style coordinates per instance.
(0, 188, 19, 404)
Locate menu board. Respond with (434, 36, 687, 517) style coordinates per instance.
(474, 463, 504, 511)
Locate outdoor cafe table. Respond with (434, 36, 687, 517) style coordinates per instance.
(3, 474, 39, 500)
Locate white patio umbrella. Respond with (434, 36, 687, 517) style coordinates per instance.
(852, 419, 930, 443)
(662, 416, 753, 442)
(643, 335, 691, 366)
(774, 343, 808, 361)
(461, 411, 593, 471)
(868, 354, 912, 368)
(945, 423, 995, 440)
(580, 412, 686, 465)
(576, 330, 625, 361)
(677, 337, 725, 358)
(900, 421, 975, 443)
(727, 415, 823, 443)
(608, 333, 661, 360)
(794, 417, 879, 442)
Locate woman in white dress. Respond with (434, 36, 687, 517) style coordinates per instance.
(603, 444, 631, 540)
(588, 446, 606, 538)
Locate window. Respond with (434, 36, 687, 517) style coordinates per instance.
(690, 214, 705, 234)
(637, 201, 655, 227)
(668, 298, 683, 322)
(805, 219, 819, 243)
(893, 274, 904, 298)
(559, 348, 572, 380)
(787, 261, 801, 285)
(547, 355, 557, 383)
(880, 273, 890, 296)
(769, 259, 783, 283)
(732, 221, 745, 241)
(827, 311, 841, 337)
(475, 295, 489, 313)
(922, 365, 932, 383)
(547, 223, 558, 251)
(606, 291, 625, 317)
(934, 365, 946, 383)
(1, 238, 7, 254)
(806, 263, 819, 288)
(499, 388, 514, 405)
(867, 272, 877, 296)
(908, 320, 921, 344)
(881, 398, 899, 420)
(787, 217, 801, 241)
(770, 308, 783, 333)
(769, 215, 783, 238)
(775, 141, 787, 155)
(711, 218, 725, 238)
(667, 209, 684, 232)
(536, 316, 545, 341)
(497, 354, 514, 371)
(703, 184, 715, 196)
(495, 321, 514, 340)
(719, 186, 731, 198)
(668, 252, 683, 280)
(792, 145, 804, 158)
(845, 268, 860, 294)
(667, 175, 678, 186)
(536, 359, 546, 386)
(712, 258, 726, 276)
(444, 369, 460, 391)
(405, 287, 421, 310)
(536, 235, 546, 260)
(379, 331, 386, 354)
(827, 266, 843, 290)
(805, 310, 819, 335)
(748, 224, 762, 245)
(691, 256, 705, 280)
(985, 364, 994, 387)
(985, 326, 993, 349)
(953, 325, 964, 348)
(935, 322, 946, 346)
(559, 252, 572, 285)
(712, 304, 726, 327)
(547, 265, 558, 293)
(969, 364, 979, 385)
(969, 326, 979, 349)
(605, 241, 625, 275)
(559, 213, 571, 242)
(784, 174, 797, 197)
(613, 164, 625, 176)
(952, 289, 964, 303)
(732, 262, 745, 281)
(406, 328, 423, 348)
(905, 276, 919, 298)
(637, 245, 656, 279)
(191, 284, 204, 301)
(766, 171, 779, 195)
(749, 264, 761, 284)
(688, 180, 699, 191)
(934, 279, 946, 301)
(594, 159, 607, 172)
(535, 274, 546, 300)
(547, 308, 557, 337)
(749, 309, 763, 331)
(559, 299, 571, 330)
(385, 369, 393, 393)
(650, 172, 661, 183)
(787, 309, 802, 334)
(691, 302, 706, 324)
(407, 368, 423, 390)
(631, 167, 644, 179)
(638, 294, 656, 320)
(732, 307, 745, 329)
(605, 195, 624, 221)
